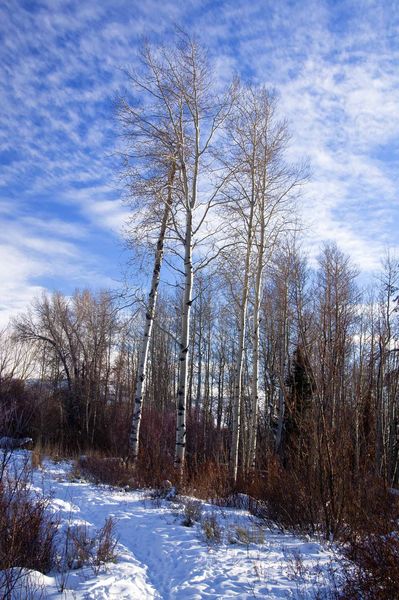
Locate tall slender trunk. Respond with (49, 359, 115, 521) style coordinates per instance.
(248, 241, 264, 470)
(217, 353, 225, 432)
(231, 201, 255, 484)
(174, 102, 200, 478)
(275, 286, 289, 452)
(129, 163, 176, 461)
(249, 164, 267, 470)
(195, 304, 203, 413)
(174, 210, 193, 477)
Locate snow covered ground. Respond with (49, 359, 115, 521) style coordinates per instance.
(4, 452, 339, 599)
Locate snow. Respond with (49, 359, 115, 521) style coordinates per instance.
(0, 436, 32, 449)
(3, 451, 338, 599)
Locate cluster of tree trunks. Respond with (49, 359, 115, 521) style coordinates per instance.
(6, 242, 399, 488)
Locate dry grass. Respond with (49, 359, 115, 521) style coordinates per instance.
(77, 454, 133, 488)
(201, 514, 222, 545)
(181, 499, 203, 526)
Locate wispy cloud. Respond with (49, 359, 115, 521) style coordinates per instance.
(1, 0, 398, 322)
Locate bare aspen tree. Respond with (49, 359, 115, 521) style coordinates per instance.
(128, 164, 175, 461)
(313, 243, 358, 428)
(231, 219, 255, 483)
(154, 37, 234, 477)
(118, 47, 181, 462)
(0, 327, 36, 387)
(272, 246, 295, 454)
(248, 92, 303, 469)
(223, 86, 262, 484)
(121, 33, 235, 476)
(225, 85, 303, 482)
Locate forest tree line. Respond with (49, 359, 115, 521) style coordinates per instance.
(2, 244, 399, 483)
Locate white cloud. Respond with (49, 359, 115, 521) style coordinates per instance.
(0, 0, 398, 325)
(0, 218, 116, 326)
(0, 244, 46, 327)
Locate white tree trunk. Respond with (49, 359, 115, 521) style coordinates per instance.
(174, 210, 193, 477)
(248, 170, 267, 471)
(248, 245, 264, 470)
(129, 164, 176, 461)
(231, 202, 255, 485)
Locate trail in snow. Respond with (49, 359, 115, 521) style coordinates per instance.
(6, 452, 338, 599)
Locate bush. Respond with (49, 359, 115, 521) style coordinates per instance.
(248, 452, 399, 543)
(182, 499, 203, 526)
(61, 524, 95, 570)
(228, 525, 264, 545)
(31, 444, 43, 470)
(0, 462, 58, 599)
(135, 408, 176, 488)
(337, 524, 399, 599)
(150, 479, 177, 501)
(201, 514, 222, 545)
(0, 481, 58, 574)
(249, 457, 322, 536)
(58, 517, 119, 579)
(77, 455, 133, 488)
(184, 460, 232, 500)
(246, 453, 399, 599)
(93, 517, 119, 573)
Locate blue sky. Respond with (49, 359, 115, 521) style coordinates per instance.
(1, 0, 399, 324)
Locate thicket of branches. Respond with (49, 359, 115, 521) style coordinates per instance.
(4, 245, 399, 486)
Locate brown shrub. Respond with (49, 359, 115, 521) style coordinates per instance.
(135, 407, 176, 487)
(77, 454, 133, 488)
(181, 499, 203, 526)
(0, 481, 58, 574)
(338, 531, 399, 600)
(0, 465, 58, 598)
(244, 451, 399, 599)
(184, 460, 232, 500)
(201, 514, 222, 545)
(58, 517, 119, 579)
(93, 516, 119, 573)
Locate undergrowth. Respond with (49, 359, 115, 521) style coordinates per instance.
(39, 437, 399, 600)
(0, 450, 120, 599)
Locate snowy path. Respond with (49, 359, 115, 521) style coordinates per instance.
(12, 454, 336, 599)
